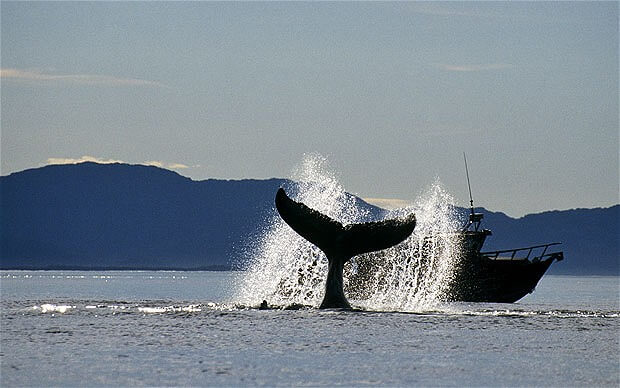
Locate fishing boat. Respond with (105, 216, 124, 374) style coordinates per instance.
(448, 209, 564, 303)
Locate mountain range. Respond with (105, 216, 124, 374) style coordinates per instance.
(1, 162, 618, 275)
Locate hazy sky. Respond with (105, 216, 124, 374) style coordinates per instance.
(1, 2, 618, 217)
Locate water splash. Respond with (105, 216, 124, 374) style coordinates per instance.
(233, 154, 463, 312)
(348, 182, 463, 311)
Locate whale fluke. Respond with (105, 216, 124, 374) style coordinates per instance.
(275, 188, 416, 309)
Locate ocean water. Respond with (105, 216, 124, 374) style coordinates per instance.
(1, 271, 618, 387)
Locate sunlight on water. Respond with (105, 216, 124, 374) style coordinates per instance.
(34, 304, 75, 313)
(138, 305, 202, 313)
(233, 154, 463, 312)
(23, 301, 619, 318)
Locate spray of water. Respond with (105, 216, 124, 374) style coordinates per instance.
(348, 183, 463, 311)
(233, 154, 463, 312)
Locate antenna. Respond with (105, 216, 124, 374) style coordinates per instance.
(463, 153, 483, 231)
(463, 152, 474, 215)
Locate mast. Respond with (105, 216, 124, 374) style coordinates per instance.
(463, 153, 483, 231)
(463, 152, 475, 218)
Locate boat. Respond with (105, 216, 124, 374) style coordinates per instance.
(447, 209, 563, 303)
(344, 155, 564, 303)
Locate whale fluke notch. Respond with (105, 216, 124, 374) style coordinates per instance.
(275, 188, 416, 309)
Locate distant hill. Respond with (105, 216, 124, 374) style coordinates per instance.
(465, 206, 619, 275)
(0, 162, 378, 270)
(1, 162, 618, 275)
(1, 162, 285, 269)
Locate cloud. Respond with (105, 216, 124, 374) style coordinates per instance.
(1, 68, 166, 87)
(435, 63, 514, 72)
(411, 3, 487, 18)
(363, 197, 413, 210)
(409, 3, 548, 22)
(417, 124, 485, 138)
(47, 156, 192, 170)
(143, 160, 164, 168)
(167, 163, 190, 169)
(46, 156, 124, 165)
(144, 161, 190, 169)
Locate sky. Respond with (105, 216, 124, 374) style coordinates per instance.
(1, 1, 618, 217)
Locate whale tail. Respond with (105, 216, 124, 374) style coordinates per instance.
(275, 188, 416, 309)
(275, 188, 416, 263)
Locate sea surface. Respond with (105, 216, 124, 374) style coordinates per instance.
(1, 271, 618, 387)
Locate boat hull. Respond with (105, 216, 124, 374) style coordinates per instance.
(447, 255, 555, 303)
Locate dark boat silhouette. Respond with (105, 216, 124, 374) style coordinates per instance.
(447, 210, 564, 302)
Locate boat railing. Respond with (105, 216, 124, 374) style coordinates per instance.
(481, 242, 563, 261)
